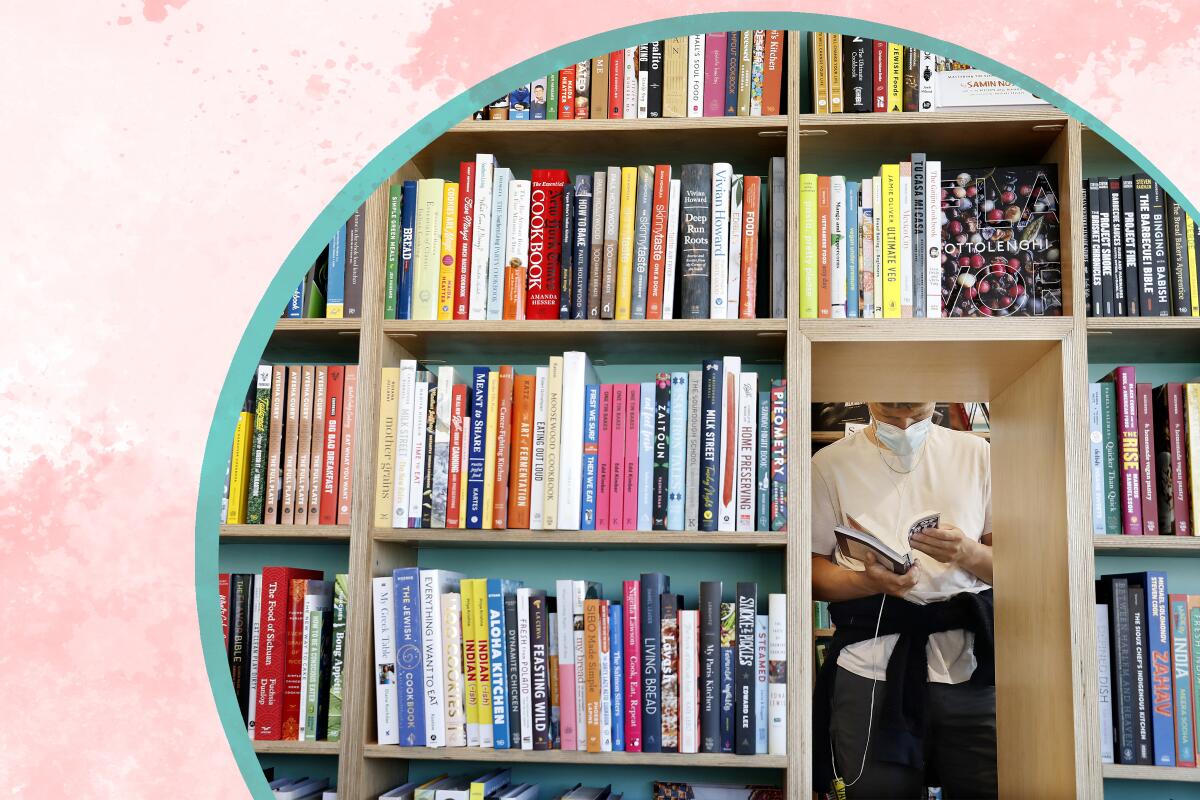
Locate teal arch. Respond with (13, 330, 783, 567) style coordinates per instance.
(195, 12, 1195, 798)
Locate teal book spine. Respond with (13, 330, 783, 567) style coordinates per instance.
(326, 223, 346, 317)
(666, 372, 688, 530)
(845, 180, 860, 318)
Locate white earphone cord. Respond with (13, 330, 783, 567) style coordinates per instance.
(830, 593, 887, 790)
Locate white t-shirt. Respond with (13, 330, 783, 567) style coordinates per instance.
(811, 424, 992, 684)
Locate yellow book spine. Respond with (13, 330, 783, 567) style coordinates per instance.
(413, 178, 445, 320)
(811, 33, 828, 114)
(438, 182, 459, 320)
(226, 411, 253, 524)
(881, 164, 902, 318)
(473, 578, 494, 738)
(458, 415, 470, 527)
(615, 167, 638, 320)
(887, 44, 903, 112)
(827, 33, 843, 113)
(799, 173, 819, 318)
(737, 29, 753, 116)
(461, 577, 480, 738)
(1187, 213, 1199, 317)
(482, 371, 499, 529)
(543, 356, 564, 530)
(1188, 384, 1200, 537)
(373, 367, 400, 527)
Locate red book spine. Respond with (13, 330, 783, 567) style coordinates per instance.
(597, 385, 613, 530)
(445, 384, 468, 529)
(646, 165, 671, 319)
(739, 175, 761, 318)
(492, 366, 515, 528)
(219, 573, 231, 652)
(559, 66, 576, 119)
(280, 578, 307, 739)
(622, 383, 640, 531)
(609, 50, 624, 118)
(623, 579, 642, 751)
(817, 176, 832, 318)
(253, 566, 321, 740)
(318, 366, 344, 525)
(455, 161, 475, 320)
(527, 170, 571, 319)
(1137, 383, 1160, 534)
(336, 365, 357, 524)
(872, 40, 887, 112)
(1108, 367, 1143, 534)
(609, 383, 627, 529)
(1164, 384, 1192, 535)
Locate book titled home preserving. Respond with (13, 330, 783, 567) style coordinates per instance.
(371, 576, 400, 745)
(419, 569, 463, 747)
(735, 371, 758, 532)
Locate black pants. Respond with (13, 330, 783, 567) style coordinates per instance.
(830, 667, 998, 800)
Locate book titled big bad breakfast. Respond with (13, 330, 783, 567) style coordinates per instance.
(940, 164, 1062, 317)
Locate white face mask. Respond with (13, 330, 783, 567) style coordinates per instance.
(873, 416, 933, 457)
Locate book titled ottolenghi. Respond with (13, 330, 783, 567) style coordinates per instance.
(940, 165, 1062, 317)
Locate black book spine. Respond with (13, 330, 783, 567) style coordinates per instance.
(699, 581, 723, 753)
(572, 176, 592, 320)
(1093, 178, 1114, 317)
(769, 157, 787, 319)
(1129, 586, 1153, 764)
(1083, 179, 1097, 316)
(530, 590, 551, 749)
(699, 359, 723, 532)
(843, 37, 871, 113)
(1167, 195, 1192, 315)
(679, 163, 713, 319)
(315, 608, 333, 740)
(560, 182, 576, 320)
(504, 591, 523, 749)
(1110, 579, 1137, 764)
(734, 582, 757, 754)
(638, 44, 650, 116)
(902, 46, 920, 112)
(345, 202, 365, 318)
(659, 590, 679, 752)
(652, 373, 671, 529)
(1134, 174, 1166, 316)
(640, 571, 669, 752)
(1120, 176, 1141, 317)
(1150, 181, 1171, 316)
(227, 573, 254, 722)
(421, 386, 436, 528)
(647, 40, 665, 118)
(1107, 179, 1127, 317)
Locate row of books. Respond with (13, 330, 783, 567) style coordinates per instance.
(1088, 369, 1200, 536)
(373, 354, 788, 533)
(378, 774, 624, 800)
(1096, 571, 1200, 767)
(1083, 174, 1200, 317)
(218, 570, 349, 742)
(283, 205, 366, 320)
(270, 776, 335, 800)
(383, 158, 787, 322)
(475, 32, 786, 122)
(222, 364, 358, 526)
(372, 570, 788, 756)
(808, 33, 1046, 114)
(798, 162, 1062, 318)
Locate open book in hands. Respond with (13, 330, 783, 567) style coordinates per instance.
(833, 512, 941, 576)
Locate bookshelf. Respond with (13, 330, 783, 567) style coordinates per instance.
(211, 27, 1196, 800)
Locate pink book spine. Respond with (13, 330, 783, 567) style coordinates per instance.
(559, 650, 577, 751)
(623, 580, 643, 751)
(703, 32, 727, 117)
(609, 384, 627, 529)
(622, 383, 640, 531)
(1110, 367, 1143, 535)
(597, 385, 614, 531)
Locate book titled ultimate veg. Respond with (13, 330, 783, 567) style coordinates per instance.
(833, 512, 940, 575)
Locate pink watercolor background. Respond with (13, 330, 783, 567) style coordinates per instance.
(4, 1, 1199, 796)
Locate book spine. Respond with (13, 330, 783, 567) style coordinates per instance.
(640, 572, 668, 751)
(420, 570, 456, 747)
(739, 174, 761, 319)
(262, 365, 286, 525)
(468, 157, 493, 320)
(527, 170, 569, 319)
(637, 381, 655, 531)
(529, 591, 551, 750)
(679, 163, 713, 318)
(600, 166, 621, 318)
(918, 49, 935, 111)
(1089, 384, 1107, 535)
(437, 182, 458, 320)
(843, 36, 871, 112)
(816, 175, 832, 317)
(610, 601, 625, 751)
(1189, 386, 1200, 536)
(592, 54, 609, 120)
(554, 580, 576, 751)
(1190, 600, 1200, 767)
(826, 33, 841, 114)
(558, 66, 576, 118)
(615, 166, 638, 320)
(581, 384, 600, 530)
(487, 579, 512, 749)
(598, 600, 614, 750)
(662, 36, 686, 118)
(461, 579, 481, 746)
(281, 366, 302, 524)
(623, 383, 641, 531)
(441, 592, 467, 747)
(516, 588, 534, 749)
(910, 155, 926, 317)
(687, 34, 704, 117)
(445, 384, 468, 529)
(504, 590, 522, 749)
(1094, 178, 1114, 316)
(623, 580, 643, 751)
(631, 164, 655, 319)
(703, 34, 725, 116)
(1109, 367, 1143, 534)
(486, 169, 511, 319)
(898, 162, 913, 317)
(698, 583, 722, 752)
(872, 39, 887, 112)
(799, 173, 818, 318)
(724, 31, 740, 115)
(767, 593, 786, 755)
(1167, 196, 1192, 314)
(474, 579, 494, 748)
(699, 360, 722, 531)
(770, 381, 787, 531)
(651, 374, 671, 529)
(318, 366, 344, 525)
(246, 573, 262, 736)
(727, 175, 743, 320)
(1162, 384, 1192, 534)
(609, 49, 624, 118)
(481, 372, 499, 528)
(1097, 602, 1115, 763)
(718, 357, 741, 532)
(710, 162, 732, 318)
(507, 375, 534, 529)
(502, 180, 530, 320)
(597, 385, 613, 531)
(720, 601, 735, 751)
(901, 45, 920, 111)
(465, 368, 489, 529)
(623, 46, 638, 118)
(886, 43, 903, 112)
(371, 576, 400, 745)
(453, 162, 475, 319)
(530, 367, 548, 529)
(1099, 382, 1122, 534)
(228, 574, 254, 721)
(1108, 179, 1127, 317)
(860, 179, 876, 318)
(557, 352, 593, 530)
(647, 165, 670, 319)
(1147, 573, 1176, 765)
(667, 372, 688, 531)
(587, 171, 606, 319)
(411, 180, 444, 320)
(735, 372, 758, 531)
(392, 568, 424, 745)
(308, 367, 327, 522)
(762, 30, 784, 115)
(491, 367, 514, 529)
(219, 573, 231, 652)
(925, 161, 943, 317)
(755, 613, 768, 753)
(609, 384, 627, 529)
(810, 32, 828, 113)
(326, 223, 346, 318)
(647, 41, 664, 117)
(872, 178, 883, 317)
(582, 598, 601, 752)
(397, 181, 417, 319)
(1171, 596, 1195, 766)
(678, 608, 700, 754)
(336, 366, 357, 525)
(660, 592, 679, 751)
(1136, 384, 1160, 535)
(430, 368, 455, 529)
(735, 583, 757, 754)
(572, 176, 592, 320)
(1120, 176, 1141, 317)
(845, 180, 859, 318)
(1190, 213, 1200, 315)
(572, 581, 588, 750)
(880, 164, 901, 317)
(405, 379, 428, 528)
(227, 403, 254, 525)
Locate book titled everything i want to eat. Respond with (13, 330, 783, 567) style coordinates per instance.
(833, 512, 939, 575)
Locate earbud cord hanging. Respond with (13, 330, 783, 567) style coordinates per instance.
(830, 592, 887, 793)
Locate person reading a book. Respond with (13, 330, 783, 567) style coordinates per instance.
(810, 402, 995, 800)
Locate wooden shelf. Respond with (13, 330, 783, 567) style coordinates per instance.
(1086, 318, 1200, 363)
(384, 318, 787, 363)
(219, 524, 351, 543)
(252, 739, 341, 756)
(1093, 535, 1200, 556)
(361, 744, 786, 769)
(267, 318, 362, 361)
(810, 429, 989, 443)
(1102, 763, 1200, 782)
(373, 528, 787, 550)
(814, 627, 835, 638)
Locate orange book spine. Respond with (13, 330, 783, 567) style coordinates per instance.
(584, 598, 602, 752)
(508, 374, 536, 529)
(817, 175, 832, 318)
(739, 175, 762, 318)
(503, 264, 526, 320)
(646, 165, 671, 319)
(491, 366, 515, 529)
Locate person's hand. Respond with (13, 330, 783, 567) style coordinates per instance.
(910, 524, 978, 566)
(861, 550, 921, 598)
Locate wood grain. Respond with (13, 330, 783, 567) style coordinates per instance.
(361, 744, 787, 769)
(219, 524, 351, 543)
(372, 528, 787, 549)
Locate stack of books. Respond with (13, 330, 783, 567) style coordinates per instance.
(373, 354, 787, 533)
(222, 364, 358, 526)
(384, 159, 787, 321)
(476, 32, 786, 121)
(269, 777, 335, 800)
(372, 570, 788, 756)
(219, 571, 349, 742)
(1083, 174, 1200, 317)
(284, 205, 367, 320)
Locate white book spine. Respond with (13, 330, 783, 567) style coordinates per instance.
(246, 573, 262, 737)
(530, 367, 549, 529)
(407, 380, 430, 527)
(486, 168, 512, 320)
(925, 160, 943, 318)
(726, 175, 744, 320)
(623, 47, 639, 119)
(506, 179, 532, 320)
(599, 604, 613, 751)
(432, 366, 458, 528)
(687, 35, 704, 117)
(297, 592, 314, 740)
(573, 581, 588, 751)
(830, 175, 847, 319)
(710, 163, 733, 318)
(392, 360, 418, 528)
(1096, 603, 1115, 763)
(556, 351, 595, 530)
(755, 613, 768, 753)
(918, 50, 936, 112)
(735, 371, 758, 531)
(679, 609, 700, 754)
(470, 155, 496, 320)
(872, 178, 883, 318)
(441, 592, 467, 747)
(517, 588, 534, 749)
(860, 178, 875, 318)
(899, 169, 914, 316)
(718, 355, 741, 531)
(420, 569, 464, 748)
(372, 577, 400, 745)
(767, 593, 787, 755)
(685, 369, 703, 531)
(662, 179, 682, 320)
(1089, 384, 1107, 534)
